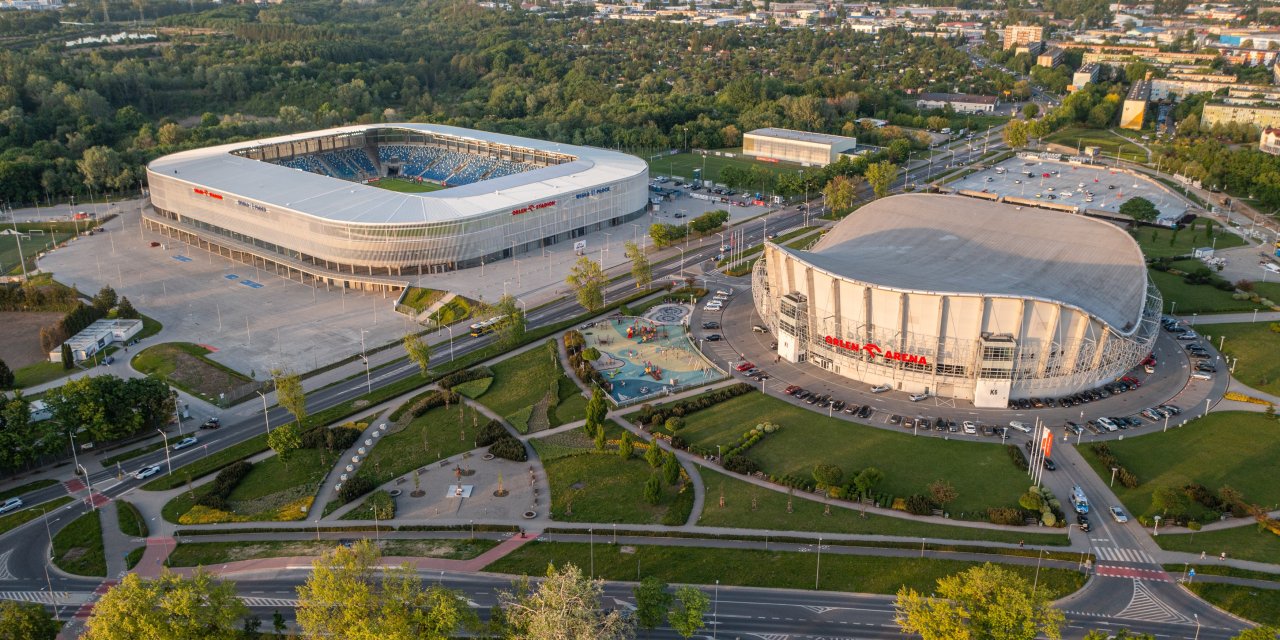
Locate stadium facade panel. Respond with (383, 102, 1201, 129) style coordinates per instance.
(752, 194, 1160, 407)
(144, 124, 649, 281)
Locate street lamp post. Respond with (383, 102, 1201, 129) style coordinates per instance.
(815, 536, 822, 589)
(157, 429, 172, 476)
(713, 579, 720, 640)
(69, 432, 96, 512)
(359, 329, 372, 395)
(1032, 548, 1045, 597)
(1153, 514, 1161, 536)
(255, 390, 271, 435)
(1110, 466, 1119, 487)
(676, 247, 686, 278)
(444, 323, 455, 362)
(589, 528, 594, 578)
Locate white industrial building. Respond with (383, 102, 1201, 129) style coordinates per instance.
(49, 319, 143, 364)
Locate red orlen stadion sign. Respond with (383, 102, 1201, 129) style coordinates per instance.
(823, 336, 929, 365)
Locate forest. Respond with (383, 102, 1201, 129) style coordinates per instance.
(0, 0, 1017, 206)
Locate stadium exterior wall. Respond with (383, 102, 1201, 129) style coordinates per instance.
(751, 244, 1160, 407)
(143, 126, 650, 278)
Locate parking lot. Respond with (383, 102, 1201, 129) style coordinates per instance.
(950, 157, 1188, 220)
(648, 177, 779, 228)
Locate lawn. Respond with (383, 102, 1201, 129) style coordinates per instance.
(647, 149, 804, 185)
(1133, 220, 1243, 259)
(52, 510, 106, 577)
(484, 541, 1086, 598)
(478, 341, 585, 431)
(1155, 524, 1280, 564)
(542, 451, 687, 525)
(1148, 268, 1261, 314)
(399, 287, 448, 313)
(1249, 281, 1280, 304)
(11, 360, 71, 389)
(662, 393, 1032, 519)
(164, 538, 498, 568)
(1081, 412, 1280, 523)
(116, 500, 148, 538)
(0, 230, 73, 275)
(0, 479, 57, 502)
(429, 296, 475, 325)
(163, 447, 334, 524)
(1042, 127, 1146, 163)
(1209, 323, 1280, 395)
(0, 497, 74, 535)
(1187, 582, 1280, 626)
(131, 342, 253, 405)
(352, 402, 485, 490)
(696, 468, 1068, 545)
(143, 432, 269, 491)
(369, 177, 445, 193)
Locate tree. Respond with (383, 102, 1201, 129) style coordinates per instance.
(928, 479, 958, 509)
(625, 241, 652, 290)
(864, 161, 898, 199)
(895, 563, 1064, 640)
(1231, 627, 1280, 640)
(61, 343, 73, 370)
(92, 285, 117, 314)
(272, 369, 306, 428)
(813, 463, 844, 486)
(488, 294, 526, 348)
(643, 472, 662, 505)
(585, 386, 608, 438)
(1022, 103, 1040, 119)
(822, 175, 860, 213)
(662, 450, 681, 485)
(1084, 630, 1155, 640)
(115, 296, 139, 320)
(644, 438, 663, 468)
(497, 563, 632, 639)
(1119, 196, 1160, 222)
(267, 422, 301, 469)
(1004, 119, 1030, 148)
(83, 570, 249, 640)
(566, 256, 606, 312)
(853, 467, 884, 497)
(632, 576, 672, 638)
(1151, 485, 1190, 517)
(618, 432, 634, 460)
(403, 333, 431, 377)
(667, 586, 709, 639)
(296, 539, 474, 640)
(0, 601, 58, 640)
(0, 358, 13, 390)
(594, 427, 607, 452)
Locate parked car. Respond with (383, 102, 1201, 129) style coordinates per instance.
(735, 362, 755, 372)
(783, 385, 801, 395)
(704, 334, 722, 342)
(870, 383, 892, 393)
(1078, 515, 1091, 532)
(962, 421, 977, 435)
(0, 498, 23, 514)
(701, 321, 720, 329)
(1008, 421, 1031, 433)
(908, 392, 929, 402)
(1109, 506, 1129, 523)
(857, 406, 873, 419)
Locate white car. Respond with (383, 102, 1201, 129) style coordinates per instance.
(870, 383, 892, 394)
(908, 392, 929, 402)
(1008, 421, 1031, 433)
(0, 498, 23, 514)
(173, 436, 198, 451)
(134, 464, 163, 480)
(1110, 506, 1129, 523)
(962, 421, 978, 435)
(1191, 371, 1212, 381)
(716, 289, 732, 296)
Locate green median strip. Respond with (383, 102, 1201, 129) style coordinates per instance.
(0, 497, 75, 535)
(0, 479, 58, 502)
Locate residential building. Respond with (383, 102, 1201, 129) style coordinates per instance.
(1037, 47, 1066, 68)
(1072, 62, 1101, 91)
(1003, 24, 1044, 50)
(1261, 127, 1280, 156)
(1201, 103, 1280, 130)
(915, 92, 1000, 113)
(1120, 79, 1151, 130)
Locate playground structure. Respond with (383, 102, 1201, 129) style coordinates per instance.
(580, 314, 725, 405)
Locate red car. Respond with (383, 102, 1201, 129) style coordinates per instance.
(1140, 355, 1156, 366)
(735, 362, 755, 372)
(784, 385, 801, 395)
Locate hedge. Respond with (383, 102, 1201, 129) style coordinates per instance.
(195, 460, 253, 511)
(633, 383, 755, 429)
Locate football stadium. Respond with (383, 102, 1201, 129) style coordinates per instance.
(751, 194, 1161, 407)
(144, 124, 650, 292)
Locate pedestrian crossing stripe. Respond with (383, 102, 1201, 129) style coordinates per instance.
(1116, 580, 1192, 624)
(1093, 547, 1155, 564)
(0, 591, 87, 604)
(240, 597, 298, 607)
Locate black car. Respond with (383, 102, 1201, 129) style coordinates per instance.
(888, 414, 902, 425)
(1045, 397, 1057, 408)
(858, 406, 873, 419)
(832, 400, 846, 412)
(705, 334, 722, 341)
(1078, 515, 1091, 532)
(1019, 398, 1032, 410)
(701, 321, 720, 329)
(200, 417, 221, 430)
(844, 403, 858, 415)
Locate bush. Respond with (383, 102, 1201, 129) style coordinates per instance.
(986, 507, 1027, 526)
(813, 463, 844, 486)
(338, 476, 375, 504)
(195, 460, 253, 510)
(904, 494, 935, 515)
(722, 455, 759, 475)
(437, 366, 493, 390)
(1007, 444, 1028, 471)
(633, 383, 755, 428)
(302, 424, 364, 451)
(488, 435, 528, 462)
(476, 420, 508, 447)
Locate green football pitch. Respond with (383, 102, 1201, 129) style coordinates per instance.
(368, 177, 445, 193)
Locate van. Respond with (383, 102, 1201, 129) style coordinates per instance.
(1071, 485, 1090, 514)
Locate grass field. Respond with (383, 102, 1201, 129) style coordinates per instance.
(165, 538, 498, 567)
(661, 393, 1031, 518)
(1187, 582, 1280, 626)
(484, 541, 1087, 598)
(143, 433, 269, 491)
(399, 287, 448, 313)
(1081, 412, 1280, 522)
(1149, 267, 1261, 314)
(52, 510, 106, 577)
(163, 447, 334, 524)
(131, 342, 253, 405)
(542, 452, 686, 525)
(0, 230, 73, 275)
(1210, 323, 1280, 395)
(429, 296, 475, 326)
(11, 360, 71, 389)
(1043, 127, 1147, 163)
(116, 500, 148, 538)
(1155, 523, 1280, 564)
(478, 341, 584, 430)
(352, 402, 484, 490)
(647, 149, 804, 185)
(696, 468, 1068, 545)
(1134, 220, 1243, 259)
(368, 177, 444, 193)
(0, 497, 74, 535)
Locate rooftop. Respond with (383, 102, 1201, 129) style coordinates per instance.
(780, 194, 1148, 332)
(916, 92, 1000, 105)
(745, 127, 859, 148)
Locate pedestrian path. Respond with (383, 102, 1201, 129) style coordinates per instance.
(1095, 565, 1169, 582)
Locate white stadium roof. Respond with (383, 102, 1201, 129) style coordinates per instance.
(147, 124, 648, 226)
(786, 194, 1148, 332)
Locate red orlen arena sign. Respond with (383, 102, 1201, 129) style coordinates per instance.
(823, 336, 929, 365)
(512, 200, 556, 216)
(193, 187, 223, 201)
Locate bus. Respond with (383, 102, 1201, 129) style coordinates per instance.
(469, 316, 502, 337)
(1070, 485, 1090, 514)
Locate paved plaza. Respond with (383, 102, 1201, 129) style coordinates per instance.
(950, 157, 1188, 219)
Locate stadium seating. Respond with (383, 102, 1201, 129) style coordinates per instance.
(371, 145, 535, 184)
(487, 159, 533, 179)
(279, 155, 331, 176)
(319, 149, 377, 180)
(421, 151, 468, 183)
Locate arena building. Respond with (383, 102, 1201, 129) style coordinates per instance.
(751, 194, 1160, 407)
(144, 124, 650, 292)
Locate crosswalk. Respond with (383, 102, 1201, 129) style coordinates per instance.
(0, 590, 91, 605)
(1093, 546, 1154, 564)
(1116, 580, 1192, 624)
(240, 596, 298, 608)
